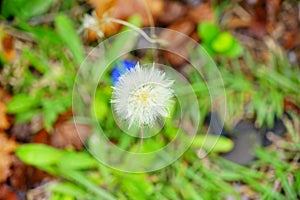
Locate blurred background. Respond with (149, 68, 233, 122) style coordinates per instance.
(0, 0, 300, 199)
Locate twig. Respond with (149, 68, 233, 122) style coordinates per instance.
(4, 27, 35, 42)
(105, 17, 168, 46)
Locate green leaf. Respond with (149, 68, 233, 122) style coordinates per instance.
(120, 175, 154, 200)
(49, 182, 88, 198)
(42, 99, 60, 130)
(6, 93, 39, 114)
(223, 40, 243, 58)
(16, 144, 63, 166)
(1, 0, 57, 21)
(202, 43, 215, 57)
(58, 168, 116, 200)
(14, 109, 40, 123)
(55, 14, 84, 66)
(23, 50, 49, 73)
(253, 92, 266, 127)
(57, 152, 98, 170)
(43, 108, 58, 131)
(42, 96, 71, 130)
(197, 22, 219, 43)
(60, 0, 75, 11)
(92, 91, 109, 121)
(24, 25, 63, 52)
(1, 0, 23, 19)
(211, 32, 234, 53)
(191, 134, 234, 153)
(60, 195, 75, 200)
(49, 193, 62, 200)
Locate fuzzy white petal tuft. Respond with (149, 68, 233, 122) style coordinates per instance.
(111, 63, 174, 128)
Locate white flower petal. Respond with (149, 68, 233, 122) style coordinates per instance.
(111, 63, 174, 127)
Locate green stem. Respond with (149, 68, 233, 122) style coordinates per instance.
(136, 126, 144, 153)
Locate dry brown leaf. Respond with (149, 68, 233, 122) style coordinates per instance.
(160, 19, 195, 47)
(85, 0, 119, 39)
(0, 102, 9, 130)
(11, 124, 32, 142)
(112, 0, 163, 26)
(160, 19, 195, 66)
(227, 17, 251, 29)
(157, 1, 187, 25)
(87, 0, 118, 18)
(0, 184, 18, 200)
(0, 133, 18, 183)
(86, 0, 164, 38)
(0, 30, 15, 63)
(8, 155, 52, 192)
(266, 0, 281, 32)
(31, 129, 50, 144)
(248, 20, 267, 39)
(187, 3, 214, 23)
(51, 122, 91, 150)
(8, 155, 28, 191)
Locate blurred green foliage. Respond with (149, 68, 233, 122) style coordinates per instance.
(1, 0, 58, 21)
(5, 14, 77, 129)
(197, 22, 243, 58)
(189, 49, 300, 128)
(1, 0, 79, 130)
(1, 0, 300, 199)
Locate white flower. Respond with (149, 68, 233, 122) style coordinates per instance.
(111, 63, 174, 128)
(82, 14, 98, 29)
(80, 12, 104, 38)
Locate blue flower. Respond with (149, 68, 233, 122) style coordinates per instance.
(111, 60, 137, 85)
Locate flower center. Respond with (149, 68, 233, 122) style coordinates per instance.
(133, 85, 153, 108)
(137, 90, 150, 104)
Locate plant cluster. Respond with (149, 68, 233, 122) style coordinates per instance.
(0, 0, 300, 199)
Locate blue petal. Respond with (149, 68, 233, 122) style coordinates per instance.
(123, 60, 136, 71)
(111, 60, 137, 85)
(111, 68, 121, 85)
